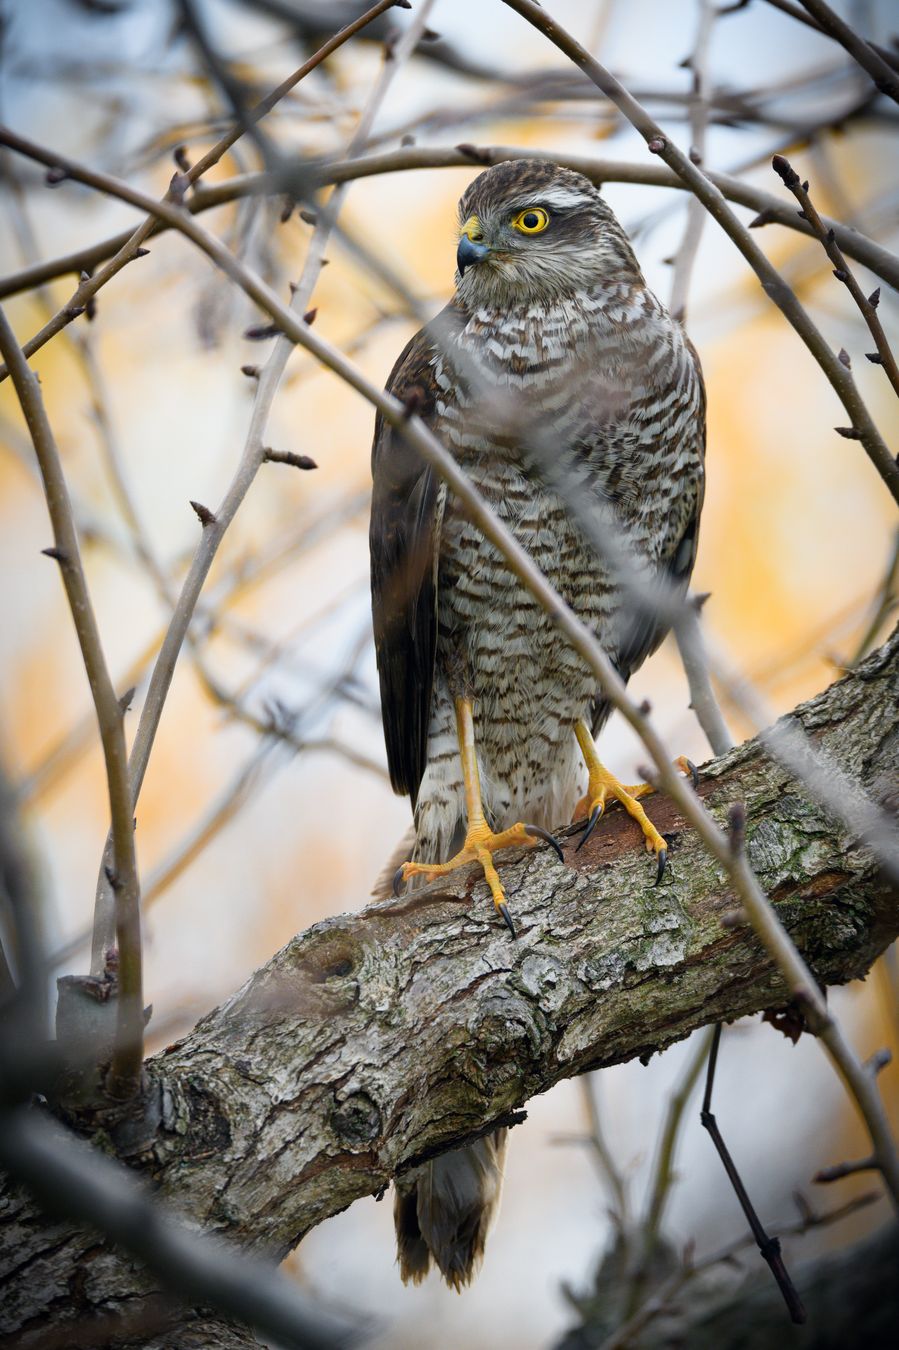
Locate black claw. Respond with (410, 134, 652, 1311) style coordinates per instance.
(525, 824, 565, 863)
(686, 758, 699, 789)
(498, 901, 517, 938)
(654, 847, 668, 886)
(392, 865, 406, 898)
(575, 802, 604, 853)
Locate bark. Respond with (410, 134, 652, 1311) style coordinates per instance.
(2, 631, 898, 1347)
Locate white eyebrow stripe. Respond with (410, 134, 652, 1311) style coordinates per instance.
(523, 188, 595, 209)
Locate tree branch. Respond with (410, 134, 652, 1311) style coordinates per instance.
(2, 143, 897, 306)
(3, 631, 898, 1343)
(0, 1108, 357, 1350)
(797, 0, 899, 105)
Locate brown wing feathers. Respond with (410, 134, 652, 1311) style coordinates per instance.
(370, 327, 441, 806)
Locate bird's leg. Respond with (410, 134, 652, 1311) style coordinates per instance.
(394, 697, 563, 936)
(571, 721, 697, 884)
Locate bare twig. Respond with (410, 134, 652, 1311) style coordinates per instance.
(700, 1024, 806, 1323)
(674, 601, 736, 757)
(668, 0, 716, 322)
(140, 742, 276, 911)
(0, 310, 143, 1099)
(83, 0, 431, 972)
(614, 1026, 716, 1322)
(641, 1025, 717, 1257)
(580, 1074, 631, 1228)
(597, 1188, 880, 1350)
(0, 760, 45, 1075)
(814, 1154, 878, 1183)
(848, 527, 899, 666)
(796, 0, 899, 105)
(771, 154, 899, 400)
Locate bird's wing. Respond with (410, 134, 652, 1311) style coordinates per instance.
(370, 308, 462, 806)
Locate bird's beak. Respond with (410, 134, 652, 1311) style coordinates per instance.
(457, 215, 490, 276)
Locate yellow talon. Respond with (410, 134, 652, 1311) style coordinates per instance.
(572, 723, 696, 884)
(394, 699, 564, 935)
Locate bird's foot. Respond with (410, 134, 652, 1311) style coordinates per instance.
(571, 756, 697, 884)
(393, 819, 564, 937)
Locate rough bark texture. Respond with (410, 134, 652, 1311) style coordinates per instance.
(2, 633, 898, 1346)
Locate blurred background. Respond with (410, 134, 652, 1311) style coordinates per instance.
(1, 0, 897, 1345)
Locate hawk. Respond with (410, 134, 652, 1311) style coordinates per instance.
(370, 159, 705, 1288)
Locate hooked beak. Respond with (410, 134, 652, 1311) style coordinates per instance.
(457, 235, 490, 275)
(457, 214, 490, 276)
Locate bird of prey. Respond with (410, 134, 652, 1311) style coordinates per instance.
(370, 159, 706, 1289)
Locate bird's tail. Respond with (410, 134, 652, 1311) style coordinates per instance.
(393, 1130, 509, 1289)
(374, 818, 510, 1289)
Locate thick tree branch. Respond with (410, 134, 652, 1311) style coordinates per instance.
(2, 631, 897, 1344)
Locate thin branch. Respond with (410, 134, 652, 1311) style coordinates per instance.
(641, 1025, 717, 1255)
(617, 1026, 716, 1322)
(0, 309, 143, 1100)
(18, 487, 368, 810)
(141, 730, 385, 913)
(579, 1074, 631, 1228)
(700, 1023, 806, 1323)
(847, 526, 899, 666)
(2, 144, 898, 306)
(796, 0, 899, 105)
(499, 0, 899, 504)
(770, 153, 899, 401)
(0, 759, 45, 1068)
(668, 0, 716, 323)
(814, 1154, 878, 1183)
(141, 743, 276, 911)
(596, 1189, 880, 1350)
(674, 601, 736, 757)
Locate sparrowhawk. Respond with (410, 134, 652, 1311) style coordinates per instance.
(370, 158, 706, 1289)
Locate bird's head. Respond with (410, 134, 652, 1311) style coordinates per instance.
(454, 159, 642, 306)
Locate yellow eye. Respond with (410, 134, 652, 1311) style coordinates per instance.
(511, 207, 549, 234)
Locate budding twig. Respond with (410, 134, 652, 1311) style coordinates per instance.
(771, 154, 899, 401)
